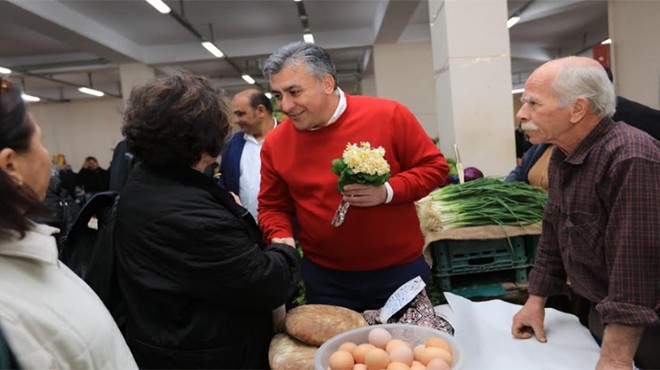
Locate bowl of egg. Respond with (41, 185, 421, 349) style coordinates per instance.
(314, 323, 461, 370)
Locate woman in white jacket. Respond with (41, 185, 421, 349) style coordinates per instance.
(0, 77, 137, 369)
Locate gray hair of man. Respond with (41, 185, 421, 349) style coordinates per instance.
(551, 61, 616, 119)
(262, 41, 338, 90)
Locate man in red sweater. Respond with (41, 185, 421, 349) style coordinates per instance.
(260, 42, 448, 311)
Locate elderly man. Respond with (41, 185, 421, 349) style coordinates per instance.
(219, 88, 277, 219)
(511, 56, 660, 370)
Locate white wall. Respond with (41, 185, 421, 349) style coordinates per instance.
(429, 0, 516, 177)
(372, 41, 438, 140)
(609, 0, 660, 109)
(29, 98, 124, 169)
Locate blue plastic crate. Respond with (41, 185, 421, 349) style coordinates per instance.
(431, 236, 528, 276)
(430, 236, 530, 291)
(433, 266, 530, 292)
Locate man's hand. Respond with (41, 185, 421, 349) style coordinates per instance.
(272, 237, 296, 248)
(512, 295, 548, 342)
(342, 184, 387, 207)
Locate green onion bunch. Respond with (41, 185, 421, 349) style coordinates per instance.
(428, 177, 547, 230)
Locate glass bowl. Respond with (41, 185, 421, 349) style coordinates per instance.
(314, 323, 461, 369)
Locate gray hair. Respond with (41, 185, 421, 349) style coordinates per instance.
(262, 42, 338, 90)
(551, 61, 616, 118)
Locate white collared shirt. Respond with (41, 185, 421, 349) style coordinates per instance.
(239, 118, 278, 220)
(327, 88, 347, 125)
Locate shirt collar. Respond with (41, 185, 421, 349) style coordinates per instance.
(0, 222, 60, 264)
(327, 88, 347, 125)
(563, 117, 613, 165)
(243, 117, 278, 143)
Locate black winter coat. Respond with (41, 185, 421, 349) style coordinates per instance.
(114, 164, 301, 369)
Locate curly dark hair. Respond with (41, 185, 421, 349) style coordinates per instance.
(122, 73, 231, 168)
(0, 81, 52, 239)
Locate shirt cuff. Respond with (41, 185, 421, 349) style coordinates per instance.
(384, 182, 393, 204)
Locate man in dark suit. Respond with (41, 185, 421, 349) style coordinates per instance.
(219, 89, 277, 220)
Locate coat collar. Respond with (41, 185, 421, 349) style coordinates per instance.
(0, 222, 60, 264)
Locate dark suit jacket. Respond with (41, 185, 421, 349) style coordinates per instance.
(613, 96, 660, 141)
(218, 132, 246, 195)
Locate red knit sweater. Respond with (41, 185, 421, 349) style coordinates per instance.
(258, 94, 448, 271)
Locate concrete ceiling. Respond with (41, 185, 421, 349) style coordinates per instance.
(0, 0, 608, 102)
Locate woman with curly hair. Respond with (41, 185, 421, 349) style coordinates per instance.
(0, 78, 136, 369)
(116, 73, 301, 369)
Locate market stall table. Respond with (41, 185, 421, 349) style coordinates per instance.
(435, 293, 600, 369)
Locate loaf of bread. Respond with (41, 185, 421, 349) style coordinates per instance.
(285, 304, 368, 346)
(269, 333, 317, 370)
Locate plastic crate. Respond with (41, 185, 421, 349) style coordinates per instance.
(430, 236, 528, 276)
(525, 234, 540, 264)
(433, 266, 530, 292)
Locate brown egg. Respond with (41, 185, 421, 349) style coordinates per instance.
(425, 337, 452, 354)
(353, 364, 368, 370)
(353, 343, 376, 364)
(419, 347, 453, 366)
(386, 361, 411, 370)
(426, 358, 451, 370)
(329, 350, 355, 370)
(385, 339, 412, 354)
(409, 361, 426, 370)
(339, 342, 358, 353)
(388, 345, 414, 366)
(364, 348, 390, 370)
(412, 344, 426, 362)
(368, 328, 393, 349)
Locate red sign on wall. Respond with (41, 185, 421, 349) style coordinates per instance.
(593, 44, 610, 69)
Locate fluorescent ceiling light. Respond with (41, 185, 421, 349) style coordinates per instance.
(507, 16, 520, 29)
(512, 88, 525, 94)
(0, 66, 11, 74)
(241, 74, 256, 85)
(78, 87, 105, 97)
(145, 0, 171, 14)
(601, 38, 611, 45)
(303, 33, 315, 43)
(294, 0, 302, 2)
(201, 41, 224, 58)
(22, 93, 41, 102)
(265, 92, 272, 99)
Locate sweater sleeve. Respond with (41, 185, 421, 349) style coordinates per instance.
(257, 138, 295, 242)
(506, 145, 535, 183)
(387, 104, 449, 203)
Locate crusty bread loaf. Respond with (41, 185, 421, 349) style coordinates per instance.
(269, 333, 317, 370)
(285, 304, 368, 346)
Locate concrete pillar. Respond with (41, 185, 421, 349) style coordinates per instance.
(609, 0, 660, 108)
(119, 63, 155, 106)
(372, 41, 438, 141)
(429, 0, 516, 176)
(360, 75, 377, 97)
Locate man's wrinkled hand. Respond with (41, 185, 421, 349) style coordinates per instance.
(512, 295, 547, 343)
